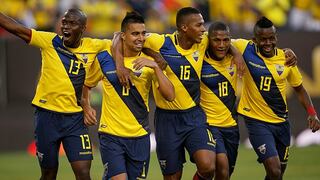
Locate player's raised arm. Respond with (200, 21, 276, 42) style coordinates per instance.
(293, 84, 320, 132)
(112, 31, 132, 88)
(0, 12, 31, 43)
(229, 44, 245, 78)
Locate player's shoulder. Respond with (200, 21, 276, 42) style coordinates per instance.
(31, 29, 57, 39)
(82, 37, 112, 51)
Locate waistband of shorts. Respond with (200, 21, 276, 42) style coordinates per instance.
(155, 105, 200, 113)
(34, 105, 83, 115)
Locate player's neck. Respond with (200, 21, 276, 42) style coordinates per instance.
(176, 33, 194, 50)
(123, 48, 140, 57)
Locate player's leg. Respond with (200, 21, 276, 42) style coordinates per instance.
(223, 126, 240, 177)
(208, 126, 228, 180)
(98, 133, 127, 180)
(185, 107, 216, 180)
(244, 116, 281, 180)
(62, 112, 93, 180)
(34, 107, 61, 180)
(275, 121, 291, 179)
(126, 135, 150, 180)
(154, 108, 186, 180)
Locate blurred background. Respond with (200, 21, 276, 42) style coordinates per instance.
(0, 0, 320, 179)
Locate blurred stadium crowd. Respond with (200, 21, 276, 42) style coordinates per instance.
(1, 0, 320, 38)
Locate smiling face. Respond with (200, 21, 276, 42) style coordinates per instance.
(253, 26, 277, 58)
(60, 10, 86, 48)
(208, 30, 231, 60)
(183, 13, 206, 44)
(121, 23, 146, 55)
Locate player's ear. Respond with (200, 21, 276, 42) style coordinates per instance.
(181, 24, 188, 32)
(120, 32, 125, 41)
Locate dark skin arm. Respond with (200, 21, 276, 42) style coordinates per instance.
(293, 84, 320, 132)
(81, 86, 97, 126)
(229, 45, 245, 78)
(0, 12, 31, 42)
(142, 48, 168, 70)
(111, 32, 132, 88)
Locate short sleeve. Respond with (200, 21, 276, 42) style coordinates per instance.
(231, 38, 250, 54)
(29, 29, 56, 49)
(287, 66, 303, 87)
(85, 58, 104, 88)
(144, 33, 165, 52)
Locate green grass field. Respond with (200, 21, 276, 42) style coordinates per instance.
(1, 146, 319, 180)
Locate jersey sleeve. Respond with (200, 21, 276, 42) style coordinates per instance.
(29, 29, 56, 49)
(231, 38, 250, 54)
(85, 58, 104, 88)
(287, 66, 303, 87)
(144, 33, 165, 52)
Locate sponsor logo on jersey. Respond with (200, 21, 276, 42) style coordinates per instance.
(39, 99, 47, 104)
(248, 61, 266, 69)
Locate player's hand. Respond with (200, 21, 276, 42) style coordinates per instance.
(284, 48, 298, 66)
(83, 104, 97, 126)
(308, 115, 320, 133)
(231, 53, 245, 79)
(116, 66, 133, 89)
(133, 57, 159, 70)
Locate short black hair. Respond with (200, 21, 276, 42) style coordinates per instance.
(254, 16, 274, 35)
(208, 21, 230, 37)
(176, 7, 201, 29)
(121, 11, 145, 32)
(66, 8, 87, 26)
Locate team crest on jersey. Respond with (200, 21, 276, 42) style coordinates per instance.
(193, 51, 199, 61)
(133, 69, 142, 77)
(275, 64, 284, 75)
(257, 144, 266, 154)
(81, 54, 88, 63)
(227, 66, 235, 76)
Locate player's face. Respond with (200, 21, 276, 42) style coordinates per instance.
(209, 30, 231, 60)
(122, 23, 146, 53)
(184, 14, 205, 44)
(254, 26, 277, 58)
(61, 12, 85, 48)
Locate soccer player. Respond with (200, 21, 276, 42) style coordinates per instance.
(200, 22, 239, 180)
(82, 12, 175, 180)
(0, 9, 108, 180)
(233, 17, 320, 180)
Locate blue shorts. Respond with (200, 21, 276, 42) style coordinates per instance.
(243, 115, 290, 163)
(208, 125, 239, 175)
(34, 107, 93, 169)
(155, 106, 216, 175)
(99, 133, 150, 180)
